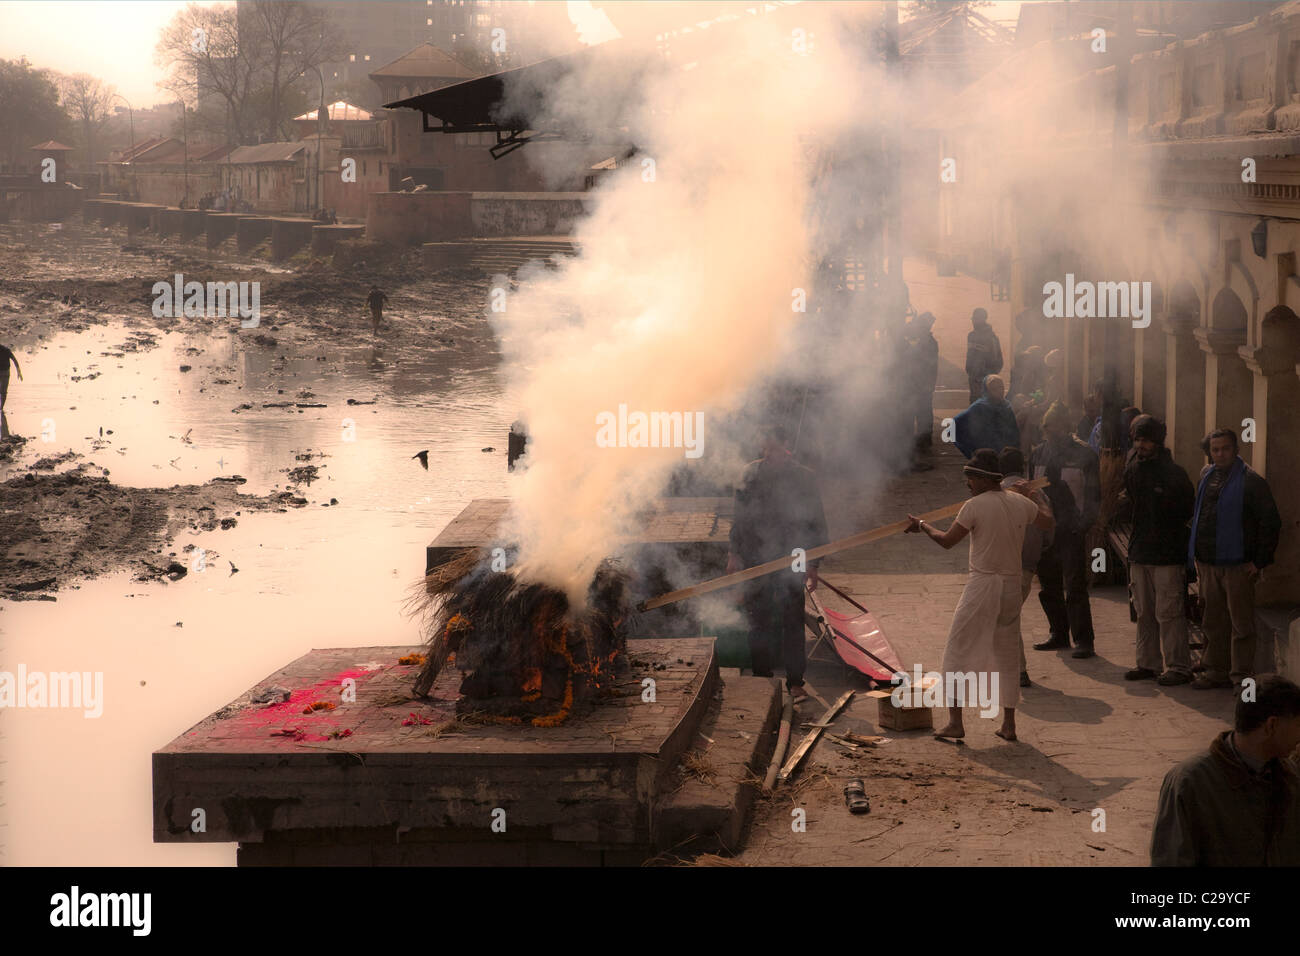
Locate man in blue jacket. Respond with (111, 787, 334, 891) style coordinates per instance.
(954, 374, 1019, 460)
(1189, 428, 1281, 690)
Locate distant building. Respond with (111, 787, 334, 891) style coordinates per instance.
(222, 141, 314, 212)
(99, 138, 231, 204)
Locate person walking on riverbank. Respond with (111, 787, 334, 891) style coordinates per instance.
(0, 343, 22, 411)
(366, 286, 388, 335)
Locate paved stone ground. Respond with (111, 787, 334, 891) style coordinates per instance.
(733, 441, 1236, 866)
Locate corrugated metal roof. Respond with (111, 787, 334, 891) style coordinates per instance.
(30, 140, 75, 151)
(384, 41, 653, 131)
(226, 142, 308, 164)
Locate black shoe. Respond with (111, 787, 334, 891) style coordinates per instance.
(1033, 637, 1070, 651)
(1124, 667, 1157, 681)
(1019, 671, 1031, 688)
(1072, 646, 1096, 659)
(1157, 671, 1192, 686)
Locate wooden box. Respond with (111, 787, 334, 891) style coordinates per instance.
(867, 678, 936, 732)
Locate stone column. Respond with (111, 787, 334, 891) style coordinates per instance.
(1239, 346, 1300, 605)
(1196, 327, 1253, 466)
(1135, 315, 1167, 419)
(1166, 317, 1206, 478)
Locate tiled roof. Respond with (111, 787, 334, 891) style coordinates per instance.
(226, 142, 308, 164)
(369, 42, 478, 80)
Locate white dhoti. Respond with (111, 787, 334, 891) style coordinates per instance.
(940, 570, 1022, 710)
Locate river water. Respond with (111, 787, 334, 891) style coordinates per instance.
(1, 300, 517, 864)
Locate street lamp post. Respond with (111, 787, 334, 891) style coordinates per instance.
(314, 65, 325, 215)
(112, 93, 135, 151)
(179, 97, 189, 207)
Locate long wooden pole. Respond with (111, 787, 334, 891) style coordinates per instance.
(636, 478, 1048, 612)
(778, 690, 854, 783)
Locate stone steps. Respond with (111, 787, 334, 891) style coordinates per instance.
(424, 237, 580, 273)
(653, 669, 782, 855)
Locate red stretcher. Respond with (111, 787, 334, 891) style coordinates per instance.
(805, 578, 904, 683)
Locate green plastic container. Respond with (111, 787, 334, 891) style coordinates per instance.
(712, 628, 752, 669)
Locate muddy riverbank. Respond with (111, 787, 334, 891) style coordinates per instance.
(0, 463, 313, 599)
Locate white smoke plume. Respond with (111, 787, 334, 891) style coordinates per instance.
(488, 6, 888, 603)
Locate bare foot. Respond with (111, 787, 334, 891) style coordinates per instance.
(995, 726, 1017, 741)
(933, 723, 965, 739)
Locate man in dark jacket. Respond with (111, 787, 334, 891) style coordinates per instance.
(1189, 428, 1282, 690)
(1029, 401, 1100, 658)
(365, 285, 388, 334)
(1151, 674, 1300, 866)
(1119, 415, 1195, 685)
(727, 424, 829, 704)
(965, 308, 1003, 402)
(907, 312, 939, 452)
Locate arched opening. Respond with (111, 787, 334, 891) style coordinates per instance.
(1206, 288, 1252, 464)
(1211, 286, 1248, 332)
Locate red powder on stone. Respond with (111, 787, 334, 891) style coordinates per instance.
(239, 666, 376, 741)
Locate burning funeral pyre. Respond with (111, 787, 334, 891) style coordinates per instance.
(412, 549, 632, 726)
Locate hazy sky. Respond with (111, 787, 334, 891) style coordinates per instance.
(0, 0, 1026, 110)
(0, 1, 207, 107)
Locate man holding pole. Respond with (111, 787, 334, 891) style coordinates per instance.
(726, 424, 829, 705)
(906, 448, 1054, 741)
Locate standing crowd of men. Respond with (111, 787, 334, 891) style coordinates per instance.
(727, 300, 1295, 866)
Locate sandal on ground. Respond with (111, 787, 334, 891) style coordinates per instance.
(843, 778, 871, 814)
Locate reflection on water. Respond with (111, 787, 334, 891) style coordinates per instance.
(0, 321, 516, 865)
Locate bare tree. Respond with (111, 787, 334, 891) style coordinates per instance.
(240, 0, 344, 142)
(57, 73, 115, 167)
(156, 3, 261, 145)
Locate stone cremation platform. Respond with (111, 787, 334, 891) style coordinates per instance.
(153, 637, 780, 865)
